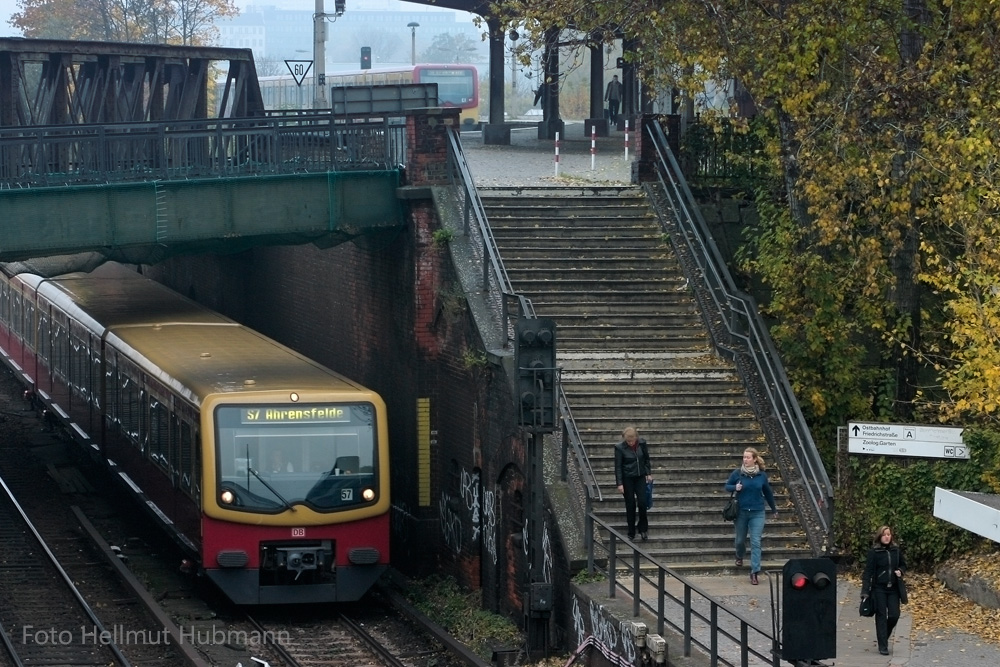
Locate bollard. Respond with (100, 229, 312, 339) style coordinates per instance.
(591, 127, 596, 171)
(554, 131, 560, 177)
(625, 120, 630, 160)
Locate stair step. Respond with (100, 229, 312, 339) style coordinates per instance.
(487, 186, 814, 567)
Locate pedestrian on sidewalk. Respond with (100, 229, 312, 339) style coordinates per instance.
(861, 525, 908, 656)
(614, 426, 652, 541)
(605, 75, 622, 125)
(725, 447, 778, 585)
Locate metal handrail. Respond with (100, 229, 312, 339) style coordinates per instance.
(0, 113, 405, 189)
(588, 513, 780, 667)
(642, 120, 834, 552)
(443, 128, 602, 508)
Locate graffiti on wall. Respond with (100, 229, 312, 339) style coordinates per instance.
(438, 492, 463, 553)
(439, 467, 500, 563)
(567, 594, 638, 667)
(460, 468, 481, 541)
(483, 483, 499, 565)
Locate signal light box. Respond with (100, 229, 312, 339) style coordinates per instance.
(781, 558, 837, 662)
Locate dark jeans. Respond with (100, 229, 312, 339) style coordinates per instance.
(622, 475, 648, 537)
(608, 99, 620, 124)
(873, 585, 901, 650)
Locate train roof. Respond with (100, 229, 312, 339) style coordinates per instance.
(20, 263, 369, 403)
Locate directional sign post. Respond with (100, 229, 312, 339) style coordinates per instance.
(847, 421, 967, 459)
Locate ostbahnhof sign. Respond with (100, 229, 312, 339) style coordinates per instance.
(847, 421, 968, 459)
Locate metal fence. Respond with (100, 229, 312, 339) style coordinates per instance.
(591, 515, 782, 667)
(0, 113, 406, 189)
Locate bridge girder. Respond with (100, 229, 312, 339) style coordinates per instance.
(0, 38, 265, 127)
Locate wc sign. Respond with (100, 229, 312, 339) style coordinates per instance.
(847, 421, 967, 459)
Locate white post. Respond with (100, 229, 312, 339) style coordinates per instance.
(590, 125, 597, 171)
(624, 120, 630, 160)
(554, 131, 560, 177)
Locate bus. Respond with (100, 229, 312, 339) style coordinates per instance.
(256, 63, 480, 126)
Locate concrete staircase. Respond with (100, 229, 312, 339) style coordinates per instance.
(479, 185, 811, 574)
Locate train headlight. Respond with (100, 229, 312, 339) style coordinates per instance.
(362, 488, 375, 501)
(220, 489, 235, 504)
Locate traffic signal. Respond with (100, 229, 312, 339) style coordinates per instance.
(360, 46, 371, 70)
(616, 57, 625, 68)
(515, 318, 557, 430)
(335, 0, 345, 16)
(781, 558, 837, 662)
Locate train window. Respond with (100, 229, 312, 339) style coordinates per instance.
(50, 313, 68, 386)
(180, 418, 194, 494)
(0, 282, 8, 326)
(68, 322, 89, 399)
(24, 299, 36, 352)
(36, 309, 48, 362)
(214, 402, 379, 513)
(149, 399, 170, 470)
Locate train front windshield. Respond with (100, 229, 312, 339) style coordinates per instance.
(416, 67, 476, 107)
(215, 403, 379, 513)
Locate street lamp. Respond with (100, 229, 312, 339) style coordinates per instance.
(408, 22, 419, 65)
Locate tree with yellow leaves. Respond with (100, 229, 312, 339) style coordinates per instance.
(496, 0, 1000, 437)
(11, 0, 238, 45)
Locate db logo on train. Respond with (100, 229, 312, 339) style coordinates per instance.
(291, 527, 306, 537)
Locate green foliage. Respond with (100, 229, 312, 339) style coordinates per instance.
(432, 228, 455, 246)
(462, 348, 490, 371)
(837, 428, 1000, 571)
(572, 568, 606, 584)
(405, 575, 523, 659)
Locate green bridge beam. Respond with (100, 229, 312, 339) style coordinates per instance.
(0, 171, 404, 264)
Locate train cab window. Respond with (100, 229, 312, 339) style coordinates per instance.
(214, 402, 380, 513)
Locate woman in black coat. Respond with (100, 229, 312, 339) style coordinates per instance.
(614, 426, 652, 541)
(861, 525, 907, 655)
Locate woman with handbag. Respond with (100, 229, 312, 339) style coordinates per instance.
(614, 426, 653, 541)
(861, 525, 907, 656)
(724, 447, 778, 585)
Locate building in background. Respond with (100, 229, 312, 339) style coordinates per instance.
(219, 2, 484, 75)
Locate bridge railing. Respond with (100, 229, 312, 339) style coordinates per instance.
(0, 113, 405, 189)
(444, 128, 602, 512)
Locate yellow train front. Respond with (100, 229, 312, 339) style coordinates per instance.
(0, 262, 390, 605)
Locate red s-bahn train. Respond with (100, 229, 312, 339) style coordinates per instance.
(0, 262, 389, 604)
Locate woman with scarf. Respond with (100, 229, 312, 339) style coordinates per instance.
(614, 426, 652, 541)
(861, 525, 907, 655)
(725, 447, 778, 585)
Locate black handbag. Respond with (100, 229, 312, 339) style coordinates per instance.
(859, 595, 874, 617)
(722, 492, 739, 521)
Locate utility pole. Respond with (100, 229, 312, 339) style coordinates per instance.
(313, 0, 327, 109)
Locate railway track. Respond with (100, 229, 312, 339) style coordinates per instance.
(0, 473, 140, 666)
(245, 588, 478, 667)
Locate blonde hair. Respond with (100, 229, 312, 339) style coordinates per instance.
(622, 426, 638, 439)
(744, 447, 766, 471)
